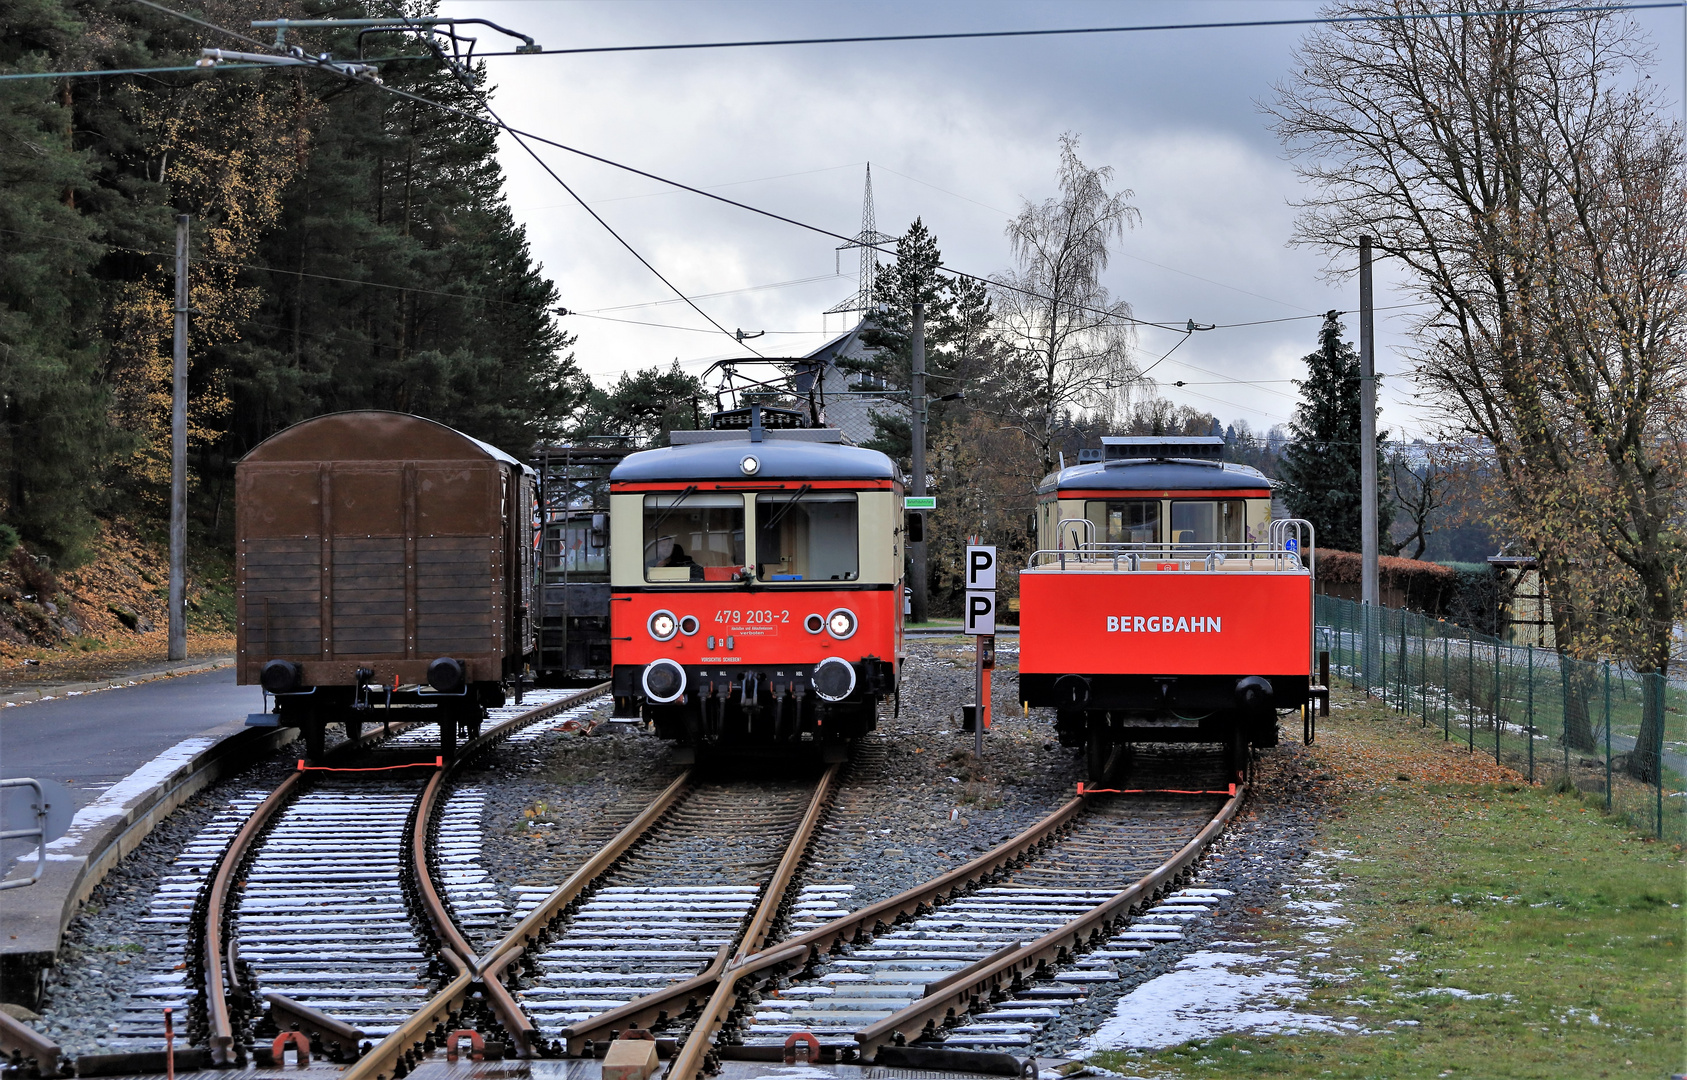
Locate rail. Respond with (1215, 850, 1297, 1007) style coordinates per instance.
(200, 683, 609, 1069)
(1029, 541, 1305, 572)
(559, 793, 1091, 1054)
(663, 763, 841, 1080)
(853, 783, 1247, 1058)
(344, 762, 691, 1080)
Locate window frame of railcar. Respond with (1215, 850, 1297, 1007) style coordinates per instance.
(754, 491, 860, 583)
(642, 492, 747, 583)
(1168, 498, 1247, 545)
(1083, 498, 1162, 545)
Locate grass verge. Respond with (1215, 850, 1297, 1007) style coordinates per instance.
(1092, 691, 1684, 1079)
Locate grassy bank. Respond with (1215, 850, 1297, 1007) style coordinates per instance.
(1094, 691, 1684, 1079)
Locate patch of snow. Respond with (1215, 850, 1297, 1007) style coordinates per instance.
(1082, 951, 1359, 1051)
(13, 734, 219, 862)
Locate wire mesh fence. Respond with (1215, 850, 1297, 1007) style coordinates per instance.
(1316, 595, 1684, 842)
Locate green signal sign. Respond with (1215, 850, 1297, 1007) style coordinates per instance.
(905, 496, 936, 510)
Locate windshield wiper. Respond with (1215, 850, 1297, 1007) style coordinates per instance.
(646, 484, 699, 537)
(760, 483, 812, 533)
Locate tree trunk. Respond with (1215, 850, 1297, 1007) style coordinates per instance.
(1627, 675, 1664, 784)
(1560, 661, 1597, 753)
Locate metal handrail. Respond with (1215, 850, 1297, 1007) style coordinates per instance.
(1055, 517, 1094, 553)
(1028, 541, 1306, 571)
(0, 779, 50, 891)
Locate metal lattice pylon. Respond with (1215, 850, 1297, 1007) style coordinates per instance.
(826, 164, 898, 316)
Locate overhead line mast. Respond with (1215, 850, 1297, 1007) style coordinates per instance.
(825, 165, 898, 322)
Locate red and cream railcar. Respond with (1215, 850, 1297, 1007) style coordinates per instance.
(1017, 436, 1315, 781)
(607, 408, 905, 752)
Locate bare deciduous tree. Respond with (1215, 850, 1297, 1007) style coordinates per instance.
(991, 134, 1143, 476)
(1271, 0, 1686, 769)
(1389, 446, 1449, 560)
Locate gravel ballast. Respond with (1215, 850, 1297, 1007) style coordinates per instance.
(30, 639, 1333, 1063)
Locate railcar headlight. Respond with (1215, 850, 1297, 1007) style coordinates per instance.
(813, 656, 857, 701)
(678, 614, 700, 636)
(648, 610, 679, 641)
(804, 613, 825, 634)
(740, 455, 760, 476)
(642, 659, 686, 703)
(826, 608, 857, 640)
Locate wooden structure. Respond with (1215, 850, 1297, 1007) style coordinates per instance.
(236, 411, 535, 755)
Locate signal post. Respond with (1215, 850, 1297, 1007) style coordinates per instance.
(964, 542, 996, 758)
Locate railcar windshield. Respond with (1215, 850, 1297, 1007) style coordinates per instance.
(755, 492, 858, 581)
(1169, 499, 1246, 545)
(1084, 499, 1160, 544)
(643, 493, 745, 582)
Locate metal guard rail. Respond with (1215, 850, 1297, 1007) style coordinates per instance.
(1029, 542, 1306, 572)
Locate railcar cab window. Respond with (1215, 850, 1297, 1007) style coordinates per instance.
(755, 492, 858, 582)
(1085, 499, 1160, 544)
(1170, 499, 1246, 545)
(545, 518, 607, 579)
(643, 493, 745, 582)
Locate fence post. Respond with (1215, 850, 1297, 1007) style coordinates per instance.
(1603, 661, 1612, 813)
(1494, 633, 1502, 766)
(1421, 624, 1429, 728)
(1466, 626, 1475, 753)
(1360, 602, 1368, 696)
(1561, 662, 1570, 778)
(1526, 644, 1534, 784)
(1656, 674, 1665, 840)
(1442, 629, 1450, 742)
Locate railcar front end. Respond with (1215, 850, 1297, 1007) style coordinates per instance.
(607, 412, 905, 753)
(1017, 437, 1315, 782)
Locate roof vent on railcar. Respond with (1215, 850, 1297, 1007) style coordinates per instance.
(709, 404, 811, 431)
(1094, 435, 1226, 462)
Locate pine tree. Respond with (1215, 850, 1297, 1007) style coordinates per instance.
(1279, 312, 1392, 553)
(846, 219, 997, 470)
(573, 363, 707, 447)
(0, 0, 125, 560)
(227, 37, 587, 460)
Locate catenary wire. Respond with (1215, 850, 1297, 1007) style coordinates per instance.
(39, 4, 1415, 338)
(406, 30, 764, 360)
(459, 4, 1685, 57)
(80, 4, 1193, 335)
(15, 3, 1680, 77)
(49, 1, 1481, 404)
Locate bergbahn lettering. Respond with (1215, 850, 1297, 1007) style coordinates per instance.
(1105, 615, 1222, 633)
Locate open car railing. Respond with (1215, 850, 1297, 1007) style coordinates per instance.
(1030, 519, 1317, 574)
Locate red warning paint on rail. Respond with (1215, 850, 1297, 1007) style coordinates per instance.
(1077, 782, 1237, 796)
(296, 756, 443, 772)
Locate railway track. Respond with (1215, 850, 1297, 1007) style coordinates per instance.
(119, 686, 605, 1066)
(64, 716, 1247, 1078)
(340, 759, 841, 1080)
(538, 747, 1245, 1079)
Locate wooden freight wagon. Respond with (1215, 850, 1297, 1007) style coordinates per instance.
(236, 411, 535, 757)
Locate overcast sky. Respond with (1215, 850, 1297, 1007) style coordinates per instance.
(437, 0, 1687, 441)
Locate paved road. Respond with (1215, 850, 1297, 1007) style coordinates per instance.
(0, 669, 263, 864)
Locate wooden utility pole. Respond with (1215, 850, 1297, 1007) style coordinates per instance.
(910, 301, 929, 624)
(169, 215, 190, 661)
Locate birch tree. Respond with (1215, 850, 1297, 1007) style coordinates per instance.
(992, 134, 1143, 476)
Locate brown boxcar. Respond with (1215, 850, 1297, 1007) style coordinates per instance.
(236, 411, 535, 757)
